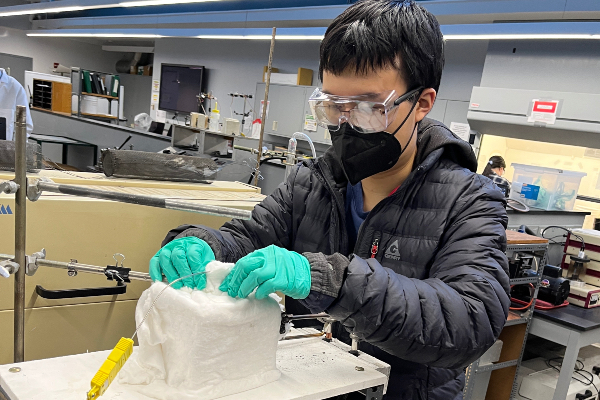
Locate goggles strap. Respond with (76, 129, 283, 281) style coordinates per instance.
(387, 90, 422, 136)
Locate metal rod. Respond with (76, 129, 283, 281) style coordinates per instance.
(577, 194, 600, 204)
(0, 252, 156, 283)
(286, 313, 329, 321)
(254, 27, 276, 187)
(37, 259, 154, 282)
(14, 105, 27, 363)
(33, 180, 252, 220)
(282, 332, 325, 341)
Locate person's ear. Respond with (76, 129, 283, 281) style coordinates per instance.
(414, 88, 436, 123)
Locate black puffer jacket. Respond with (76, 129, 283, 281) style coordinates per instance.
(164, 118, 510, 400)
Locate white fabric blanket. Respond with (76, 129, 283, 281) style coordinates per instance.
(119, 261, 282, 399)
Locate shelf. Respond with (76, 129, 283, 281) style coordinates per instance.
(505, 310, 530, 326)
(510, 276, 539, 285)
(81, 113, 118, 120)
(475, 359, 518, 373)
(82, 92, 118, 100)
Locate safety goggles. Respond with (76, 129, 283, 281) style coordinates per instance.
(308, 87, 423, 134)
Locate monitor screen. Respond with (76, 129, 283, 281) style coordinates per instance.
(159, 64, 205, 114)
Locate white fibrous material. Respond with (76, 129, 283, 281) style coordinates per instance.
(119, 261, 282, 399)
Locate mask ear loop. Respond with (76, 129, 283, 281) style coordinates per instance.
(386, 89, 423, 151)
(387, 89, 423, 136)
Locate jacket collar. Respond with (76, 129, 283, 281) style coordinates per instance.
(0, 69, 8, 85)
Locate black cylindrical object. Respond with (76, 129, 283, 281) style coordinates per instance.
(538, 276, 570, 306)
(0, 140, 42, 172)
(102, 149, 218, 183)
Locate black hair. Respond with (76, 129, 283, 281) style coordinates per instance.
(482, 155, 506, 178)
(319, 0, 445, 93)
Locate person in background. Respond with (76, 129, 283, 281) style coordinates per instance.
(151, 1, 510, 399)
(0, 68, 33, 140)
(482, 155, 511, 197)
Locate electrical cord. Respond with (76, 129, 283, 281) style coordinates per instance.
(544, 234, 568, 246)
(510, 297, 568, 310)
(545, 357, 599, 397)
(510, 283, 535, 311)
(541, 226, 585, 251)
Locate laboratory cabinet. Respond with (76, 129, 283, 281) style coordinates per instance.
(255, 83, 332, 146)
(0, 170, 263, 363)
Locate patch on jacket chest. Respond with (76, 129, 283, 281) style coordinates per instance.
(384, 239, 402, 261)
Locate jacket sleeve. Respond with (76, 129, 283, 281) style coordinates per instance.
(326, 176, 511, 369)
(162, 166, 298, 263)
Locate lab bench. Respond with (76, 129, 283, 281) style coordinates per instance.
(0, 328, 390, 400)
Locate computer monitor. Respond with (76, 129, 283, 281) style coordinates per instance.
(159, 64, 205, 114)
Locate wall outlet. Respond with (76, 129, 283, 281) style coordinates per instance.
(272, 121, 278, 131)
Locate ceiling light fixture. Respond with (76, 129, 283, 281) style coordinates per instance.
(119, 0, 221, 7)
(26, 33, 163, 38)
(443, 34, 600, 40)
(196, 34, 324, 40)
(0, 6, 84, 17)
(0, 0, 224, 17)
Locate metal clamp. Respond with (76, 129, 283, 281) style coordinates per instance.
(67, 259, 78, 277)
(349, 332, 361, 356)
(105, 253, 131, 283)
(0, 180, 19, 195)
(25, 248, 46, 276)
(105, 266, 131, 283)
(113, 253, 125, 267)
(26, 177, 51, 202)
(0, 261, 19, 278)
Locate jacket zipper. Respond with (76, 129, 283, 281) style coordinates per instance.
(370, 238, 379, 259)
(314, 161, 348, 254)
(352, 166, 426, 257)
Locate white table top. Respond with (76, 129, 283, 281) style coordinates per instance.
(0, 330, 389, 400)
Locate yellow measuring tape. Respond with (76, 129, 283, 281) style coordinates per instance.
(87, 337, 134, 400)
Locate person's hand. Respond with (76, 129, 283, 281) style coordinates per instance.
(149, 237, 215, 290)
(219, 245, 311, 300)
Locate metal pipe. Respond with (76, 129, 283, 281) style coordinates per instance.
(32, 180, 252, 220)
(285, 313, 329, 321)
(37, 259, 154, 282)
(14, 105, 27, 363)
(285, 137, 297, 180)
(254, 27, 276, 187)
(291, 132, 317, 159)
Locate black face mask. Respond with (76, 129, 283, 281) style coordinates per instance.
(330, 99, 419, 186)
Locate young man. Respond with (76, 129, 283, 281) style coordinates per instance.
(150, 1, 510, 398)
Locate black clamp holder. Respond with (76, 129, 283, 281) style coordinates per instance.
(105, 253, 130, 283)
(35, 253, 130, 300)
(105, 266, 131, 283)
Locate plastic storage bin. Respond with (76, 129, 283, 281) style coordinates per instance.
(509, 163, 586, 211)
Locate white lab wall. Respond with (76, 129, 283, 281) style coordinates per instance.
(0, 26, 121, 75)
(481, 40, 600, 94)
(151, 38, 489, 127)
(151, 38, 321, 121)
(427, 40, 489, 127)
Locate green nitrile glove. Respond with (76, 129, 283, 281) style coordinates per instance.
(149, 237, 215, 290)
(219, 245, 311, 300)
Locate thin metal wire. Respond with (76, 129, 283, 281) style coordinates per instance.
(35, 150, 95, 180)
(131, 272, 207, 340)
